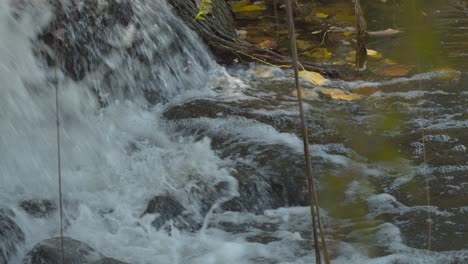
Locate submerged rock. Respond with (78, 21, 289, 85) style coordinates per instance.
(23, 237, 103, 264)
(163, 99, 300, 133)
(19, 199, 56, 218)
(38, 0, 134, 81)
(221, 144, 310, 213)
(142, 195, 201, 232)
(163, 100, 328, 213)
(0, 209, 25, 264)
(93, 258, 129, 264)
(143, 195, 184, 223)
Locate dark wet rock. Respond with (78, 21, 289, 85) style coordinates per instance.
(143, 196, 184, 221)
(93, 258, 129, 264)
(142, 195, 201, 232)
(23, 237, 103, 264)
(214, 220, 279, 235)
(143, 90, 163, 105)
(246, 234, 282, 244)
(0, 209, 25, 264)
(164, 98, 346, 213)
(19, 199, 56, 218)
(38, 0, 134, 81)
(163, 99, 301, 133)
(32, 0, 214, 106)
(221, 144, 310, 213)
(186, 180, 233, 215)
(23, 237, 128, 264)
(23, 237, 104, 264)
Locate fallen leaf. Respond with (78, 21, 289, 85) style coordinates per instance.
(315, 12, 330, 19)
(292, 88, 319, 100)
(382, 58, 397, 65)
(367, 49, 383, 59)
(231, 0, 249, 10)
(259, 39, 277, 49)
(315, 2, 355, 24)
(382, 65, 412, 76)
(232, 4, 267, 12)
(303, 48, 332, 60)
(332, 60, 347, 65)
(368, 28, 401, 37)
(354, 87, 379, 96)
(319, 88, 362, 101)
(299, 70, 330, 86)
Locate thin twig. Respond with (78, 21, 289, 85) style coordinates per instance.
(273, 0, 279, 42)
(286, 1, 330, 263)
(53, 12, 65, 264)
(353, 0, 367, 72)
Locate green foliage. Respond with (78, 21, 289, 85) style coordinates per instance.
(195, 0, 213, 21)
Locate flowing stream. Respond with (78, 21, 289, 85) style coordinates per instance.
(0, 0, 467, 263)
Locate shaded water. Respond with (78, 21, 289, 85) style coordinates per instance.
(0, 0, 467, 263)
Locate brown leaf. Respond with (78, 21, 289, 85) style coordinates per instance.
(382, 65, 412, 77)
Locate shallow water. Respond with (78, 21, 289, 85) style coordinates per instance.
(0, 0, 467, 263)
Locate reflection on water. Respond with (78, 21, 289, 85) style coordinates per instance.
(230, 0, 468, 258)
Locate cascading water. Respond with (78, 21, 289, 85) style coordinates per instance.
(1, 0, 241, 263)
(1, 0, 468, 263)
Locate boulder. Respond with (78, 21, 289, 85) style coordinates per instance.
(143, 196, 185, 223)
(93, 258, 129, 264)
(0, 209, 25, 264)
(23, 237, 103, 264)
(220, 144, 310, 213)
(38, 0, 134, 81)
(163, 99, 301, 134)
(142, 195, 201, 232)
(19, 199, 56, 218)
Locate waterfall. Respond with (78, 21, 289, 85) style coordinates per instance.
(0, 0, 239, 262)
(2, 0, 467, 263)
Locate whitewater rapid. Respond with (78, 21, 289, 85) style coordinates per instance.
(1, 0, 467, 264)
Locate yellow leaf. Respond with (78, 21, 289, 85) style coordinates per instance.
(303, 48, 332, 60)
(319, 88, 362, 101)
(382, 58, 397, 65)
(367, 49, 382, 59)
(231, 0, 249, 10)
(232, 4, 267, 12)
(343, 31, 352, 37)
(332, 60, 347, 65)
(299, 70, 330, 86)
(315, 12, 329, 19)
(292, 88, 319, 100)
(296, 40, 313, 50)
(259, 39, 277, 49)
